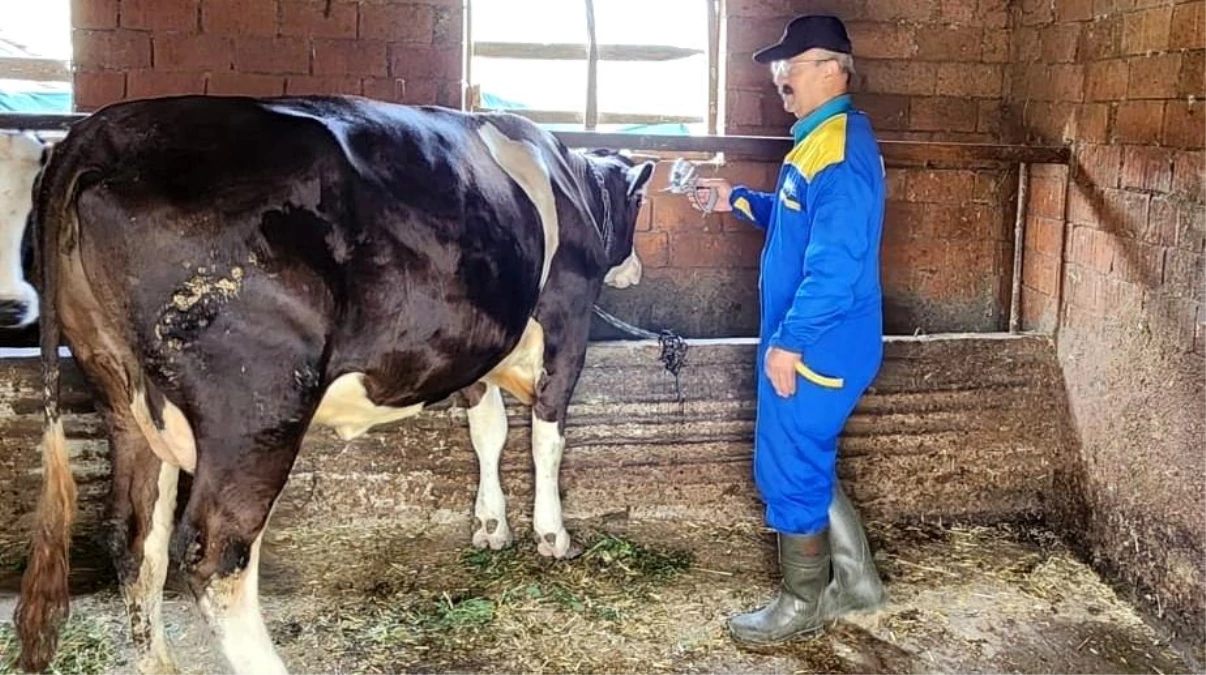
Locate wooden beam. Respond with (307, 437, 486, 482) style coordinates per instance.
(0, 112, 1072, 166)
(584, 0, 598, 131)
(0, 57, 71, 83)
(472, 41, 704, 62)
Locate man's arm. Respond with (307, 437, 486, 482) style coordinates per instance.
(727, 186, 775, 230)
(769, 164, 874, 352)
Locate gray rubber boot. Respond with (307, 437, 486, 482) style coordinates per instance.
(821, 483, 886, 618)
(728, 531, 831, 645)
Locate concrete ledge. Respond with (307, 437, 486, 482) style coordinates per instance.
(0, 333, 1078, 560)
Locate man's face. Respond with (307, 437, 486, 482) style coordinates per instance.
(770, 49, 839, 118)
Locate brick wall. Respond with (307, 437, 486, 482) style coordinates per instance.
(70, 0, 463, 111)
(69, 0, 1024, 339)
(1007, 0, 1205, 639)
(600, 0, 1021, 337)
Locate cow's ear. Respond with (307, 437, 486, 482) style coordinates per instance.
(625, 161, 655, 198)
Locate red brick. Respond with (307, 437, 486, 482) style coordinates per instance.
(854, 93, 909, 131)
(1080, 142, 1123, 188)
(1172, 150, 1205, 197)
(935, 63, 1002, 98)
(1049, 64, 1086, 102)
(1057, 0, 1094, 22)
(1024, 101, 1077, 145)
(910, 97, 978, 133)
(281, 0, 358, 38)
(906, 170, 976, 203)
(1068, 225, 1094, 264)
(1177, 202, 1206, 252)
(126, 70, 206, 98)
(359, 2, 434, 43)
(72, 70, 126, 110)
(982, 29, 1010, 63)
(860, 61, 936, 96)
(1122, 7, 1173, 54)
(1033, 216, 1065, 256)
(867, 0, 935, 22)
(206, 72, 285, 96)
(1024, 249, 1060, 296)
(669, 232, 764, 268)
(1180, 50, 1205, 99)
(389, 45, 460, 81)
(1014, 27, 1041, 66)
(634, 231, 669, 268)
(202, 0, 278, 36)
(977, 100, 1003, 136)
(1170, 2, 1206, 50)
(1121, 146, 1175, 193)
(1114, 100, 1165, 145)
(1101, 189, 1152, 240)
(1079, 16, 1122, 61)
(72, 0, 118, 29)
(1127, 53, 1182, 100)
(1067, 185, 1094, 227)
(1147, 196, 1180, 247)
(234, 37, 310, 75)
(154, 33, 233, 71)
(362, 76, 407, 101)
(652, 192, 725, 233)
(397, 78, 439, 104)
(74, 29, 152, 70)
(121, 0, 198, 31)
(1085, 59, 1128, 102)
(1077, 103, 1111, 143)
(1099, 276, 1143, 317)
(1162, 249, 1204, 300)
(1030, 174, 1066, 219)
(312, 38, 387, 77)
(1041, 23, 1082, 63)
(938, 0, 976, 23)
(846, 22, 915, 59)
(431, 6, 462, 46)
(916, 26, 981, 61)
(1021, 289, 1056, 331)
(1020, 0, 1054, 25)
(932, 204, 1001, 240)
(1089, 228, 1116, 273)
(727, 17, 789, 53)
(1113, 242, 1165, 287)
(978, 0, 1011, 28)
(1163, 102, 1205, 150)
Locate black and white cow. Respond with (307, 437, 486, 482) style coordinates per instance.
(0, 130, 43, 328)
(8, 95, 653, 674)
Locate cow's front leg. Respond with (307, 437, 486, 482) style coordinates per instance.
(466, 382, 513, 550)
(531, 414, 574, 558)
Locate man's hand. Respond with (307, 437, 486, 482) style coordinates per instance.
(764, 346, 802, 397)
(692, 178, 733, 213)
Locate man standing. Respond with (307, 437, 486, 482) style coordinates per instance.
(690, 15, 888, 643)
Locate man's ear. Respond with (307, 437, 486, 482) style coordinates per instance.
(626, 161, 656, 198)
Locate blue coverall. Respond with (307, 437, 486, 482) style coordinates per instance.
(728, 94, 887, 536)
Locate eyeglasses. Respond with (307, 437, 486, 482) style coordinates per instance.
(771, 58, 836, 78)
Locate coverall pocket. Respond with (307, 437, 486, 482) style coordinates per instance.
(794, 360, 844, 389)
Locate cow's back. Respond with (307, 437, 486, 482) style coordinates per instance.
(45, 95, 550, 408)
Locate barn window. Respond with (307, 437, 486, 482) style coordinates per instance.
(0, 0, 72, 113)
(466, 0, 721, 136)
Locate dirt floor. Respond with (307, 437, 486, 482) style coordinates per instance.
(0, 518, 1198, 675)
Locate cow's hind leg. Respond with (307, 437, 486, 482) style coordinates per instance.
(466, 382, 513, 550)
(104, 416, 180, 675)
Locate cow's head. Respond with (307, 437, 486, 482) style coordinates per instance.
(581, 148, 655, 289)
(0, 131, 45, 329)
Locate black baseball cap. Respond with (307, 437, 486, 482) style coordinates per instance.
(753, 14, 852, 64)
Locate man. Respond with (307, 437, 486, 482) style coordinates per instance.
(690, 14, 888, 644)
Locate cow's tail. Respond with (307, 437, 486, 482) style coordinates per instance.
(15, 148, 85, 674)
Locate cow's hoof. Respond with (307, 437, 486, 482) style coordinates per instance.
(472, 517, 513, 550)
(536, 529, 581, 559)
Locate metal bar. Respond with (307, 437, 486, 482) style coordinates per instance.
(1054, 162, 1072, 336)
(479, 108, 703, 125)
(1009, 162, 1029, 334)
(584, 0, 598, 131)
(706, 0, 720, 136)
(472, 41, 703, 61)
(0, 112, 1074, 167)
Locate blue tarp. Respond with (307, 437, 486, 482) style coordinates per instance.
(0, 87, 72, 113)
